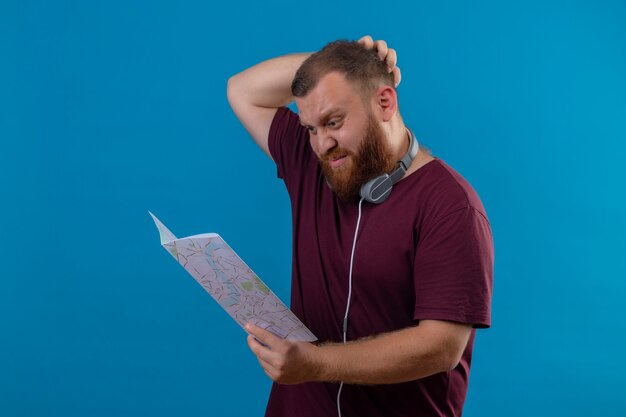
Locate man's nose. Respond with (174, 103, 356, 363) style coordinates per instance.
(313, 129, 337, 156)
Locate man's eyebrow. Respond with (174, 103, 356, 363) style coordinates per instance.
(299, 109, 344, 127)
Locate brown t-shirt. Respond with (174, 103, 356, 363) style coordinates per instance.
(265, 106, 494, 417)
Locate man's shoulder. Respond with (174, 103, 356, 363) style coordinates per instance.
(268, 106, 317, 184)
(271, 106, 299, 130)
(413, 158, 489, 223)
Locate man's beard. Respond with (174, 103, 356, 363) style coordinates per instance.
(319, 114, 396, 201)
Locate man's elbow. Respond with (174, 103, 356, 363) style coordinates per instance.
(438, 340, 468, 372)
(226, 75, 240, 107)
(227, 74, 253, 118)
(440, 350, 463, 372)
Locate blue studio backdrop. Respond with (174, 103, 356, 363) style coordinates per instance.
(2, 1, 625, 416)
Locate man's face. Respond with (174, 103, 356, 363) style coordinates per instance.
(296, 72, 395, 201)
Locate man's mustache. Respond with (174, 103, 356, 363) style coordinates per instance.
(320, 147, 354, 163)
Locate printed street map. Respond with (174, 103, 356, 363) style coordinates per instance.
(150, 212, 317, 342)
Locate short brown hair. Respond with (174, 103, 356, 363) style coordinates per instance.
(291, 40, 396, 100)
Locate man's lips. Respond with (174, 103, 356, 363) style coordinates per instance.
(329, 155, 348, 168)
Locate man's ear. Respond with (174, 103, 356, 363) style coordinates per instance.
(373, 85, 398, 122)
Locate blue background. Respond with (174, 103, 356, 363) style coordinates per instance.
(2, 0, 625, 416)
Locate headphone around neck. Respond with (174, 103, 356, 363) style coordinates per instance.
(359, 127, 419, 204)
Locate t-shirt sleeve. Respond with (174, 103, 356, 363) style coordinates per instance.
(413, 206, 494, 328)
(268, 106, 314, 190)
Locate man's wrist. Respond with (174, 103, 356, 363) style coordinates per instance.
(305, 342, 342, 383)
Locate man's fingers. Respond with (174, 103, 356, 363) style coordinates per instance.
(245, 323, 281, 348)
(254, 346, 278, 373)
(385, 48, 397, 72)
(374, 40, 388, 60)
(247, 334, 263, 353)
(247, 333, 272, 356)
(248, 334, 283, 365)
(248, 337, 279, 379)
(358, 35, 374, 49)
(392, 67, 402, 87)
(358, 37, 398, 76)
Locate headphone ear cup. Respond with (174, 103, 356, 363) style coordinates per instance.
(360, 174, 393, 204)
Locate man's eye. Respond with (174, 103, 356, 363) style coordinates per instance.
(328, 119, 342, 128)
(307, 126, 316, 134)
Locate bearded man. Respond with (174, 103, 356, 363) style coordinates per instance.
(226, 36, 494, 417)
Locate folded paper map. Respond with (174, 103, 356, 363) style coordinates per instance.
(149, 212, 317, 342)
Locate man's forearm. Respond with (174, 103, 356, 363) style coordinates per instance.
(310, 321, 470, 385)
(227, 53, 311, 109)
(226, 52, 312, 157)
(246, 320, 472, 386)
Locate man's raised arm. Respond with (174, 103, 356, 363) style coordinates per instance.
(226, 36, 400, 160)
(226, 53, 311, 159)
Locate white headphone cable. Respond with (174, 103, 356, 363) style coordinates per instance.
(337, 197, 365, 417)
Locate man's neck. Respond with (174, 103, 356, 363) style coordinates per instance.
(389, 119, 435, 179)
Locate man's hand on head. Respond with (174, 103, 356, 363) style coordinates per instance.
(358, 35, 402, 87)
